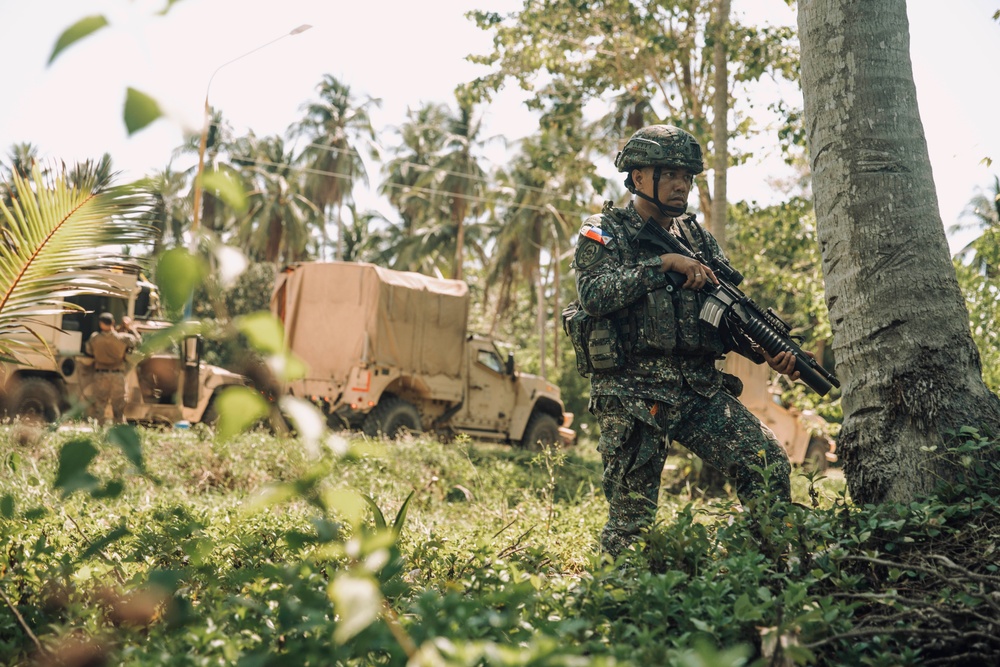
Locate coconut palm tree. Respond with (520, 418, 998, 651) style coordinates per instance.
(340, 204, 390, 263)
(233, 133, 320, 264)
(292, 75, 380, 261)
(146, 165, 192, 256)
(420, 98, 493, 280)
(487, 129, 591, 376)
(3, 142, 42, 179)
(1, 142, 44, 206)
(380, 102, 451, 237)
(951, 175, 1000, 278)
(67, 152, 115, 191)
(0, 162, 157, 361)
(173, 108, 237, 235)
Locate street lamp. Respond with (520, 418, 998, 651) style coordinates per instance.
(190, 23, 312, 235)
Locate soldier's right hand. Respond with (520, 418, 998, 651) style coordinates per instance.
(658, 253, 717, 289)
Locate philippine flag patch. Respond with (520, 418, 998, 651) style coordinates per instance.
(581, 222, 611, 245)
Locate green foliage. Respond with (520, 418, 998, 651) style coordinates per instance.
(953, 175, 1000, 393)
(190, 261, 277, 369)
(47, 15, 109, 64)
(154, 247, 205, 318)
(213, 386, 270, 440)
(956, 264, 1000, 393)
(3, 423, 998, 665)
(200, 167, 247, 213)
(0, 162, 157, 361)
(123, 88, 164, 136)
(467, 0, 801, 162)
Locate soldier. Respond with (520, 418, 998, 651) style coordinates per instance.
(85, 312, 140, 424)
(573, 124, 802, 557)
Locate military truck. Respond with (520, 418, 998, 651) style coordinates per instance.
(271, 261, 576, 447)
(0, 268, 247, 425)
(725, 354, 836, 469)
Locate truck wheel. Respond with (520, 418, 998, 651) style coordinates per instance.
(201, 393, 220, 426)
(520, 412, 560, 450)
(11, 378, 61, 423)
(362, 397, 422, 440)
(804, 435, 831, 472)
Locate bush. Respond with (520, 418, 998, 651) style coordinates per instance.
(1, 425, 998, 665)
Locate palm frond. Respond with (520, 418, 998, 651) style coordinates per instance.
(0, 163, 157, 360)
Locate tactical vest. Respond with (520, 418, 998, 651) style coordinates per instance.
(621, 210, 724, 358)
(565, 205, 724, 377)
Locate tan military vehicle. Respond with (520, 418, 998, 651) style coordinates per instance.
(725, 354, 836, 469)
(0, 268, 246, 425)
(271, 261, 576, 447)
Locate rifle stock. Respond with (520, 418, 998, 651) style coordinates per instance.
(635, 218, 840, 396)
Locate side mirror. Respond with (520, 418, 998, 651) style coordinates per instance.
(505, 352, 515, 376)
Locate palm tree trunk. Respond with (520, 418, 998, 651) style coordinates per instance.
(552, 243, 561, 372)
(335, 205, 344, 261)
(265, 216, 282, 263)
(799, 0, 1000, 504)
(453, 214, 465, 280)
(536, 266, 546, 380)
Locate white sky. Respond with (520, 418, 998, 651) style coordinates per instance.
(1, 0, 998, 251)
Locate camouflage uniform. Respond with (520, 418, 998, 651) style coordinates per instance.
(574, 201, 791, 557)
(85, 323, 139, 424)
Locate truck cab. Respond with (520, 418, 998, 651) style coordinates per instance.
(450, 335, 572, 447)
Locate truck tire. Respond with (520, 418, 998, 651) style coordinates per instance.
(804, 435, 831, 472)
(520, 412, 560, 450)
(201, 392, 220, 426)
(11, 378, 61, 423)
(362, 396, 422, 440)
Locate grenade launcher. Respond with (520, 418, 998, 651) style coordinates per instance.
(634, 217, 840, 396)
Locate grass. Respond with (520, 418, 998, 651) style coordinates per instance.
(1, 421, 996, 666)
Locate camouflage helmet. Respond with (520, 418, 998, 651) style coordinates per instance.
(613, 125, 704, 175)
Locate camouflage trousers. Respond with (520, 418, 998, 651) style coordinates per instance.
(87, 371, 127, 424)
(593, 389, 791, 557)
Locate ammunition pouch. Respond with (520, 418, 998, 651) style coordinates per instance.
(562, 300, 627, 377)
(638, 286, 676, 353)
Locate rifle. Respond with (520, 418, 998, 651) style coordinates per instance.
(634, 217, 840, 396)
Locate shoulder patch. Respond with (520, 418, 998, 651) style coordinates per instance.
(575, 238, 607, 269)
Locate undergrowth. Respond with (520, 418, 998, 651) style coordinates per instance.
(1, 423, 998, 666)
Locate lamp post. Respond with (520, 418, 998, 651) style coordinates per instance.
(190, 23, 312, 235)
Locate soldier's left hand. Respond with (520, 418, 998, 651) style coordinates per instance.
(761, 348, 813, 381)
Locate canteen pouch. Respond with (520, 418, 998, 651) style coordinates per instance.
(562, 300, 594, 377)
(587, 317, 626, 371)
(562, 300, 627, 376)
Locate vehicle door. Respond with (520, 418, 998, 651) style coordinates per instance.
(455, 341, 517, 434)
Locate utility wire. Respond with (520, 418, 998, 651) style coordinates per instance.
(227, 154, 605, 221)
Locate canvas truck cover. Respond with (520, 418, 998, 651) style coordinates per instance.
(272, 262, 469, 384)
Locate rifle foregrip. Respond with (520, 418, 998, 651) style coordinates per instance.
(742, 315, 839, 396)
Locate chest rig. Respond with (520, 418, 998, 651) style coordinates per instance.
(611, 205, 725, 359)
(564, 205, 725, 378)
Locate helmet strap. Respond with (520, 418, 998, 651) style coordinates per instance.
(633, 166, 687, 217)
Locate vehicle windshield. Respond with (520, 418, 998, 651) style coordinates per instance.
(62, 294, 130, 353)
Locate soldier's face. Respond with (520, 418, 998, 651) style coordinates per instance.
(634, 166, 694, 210)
